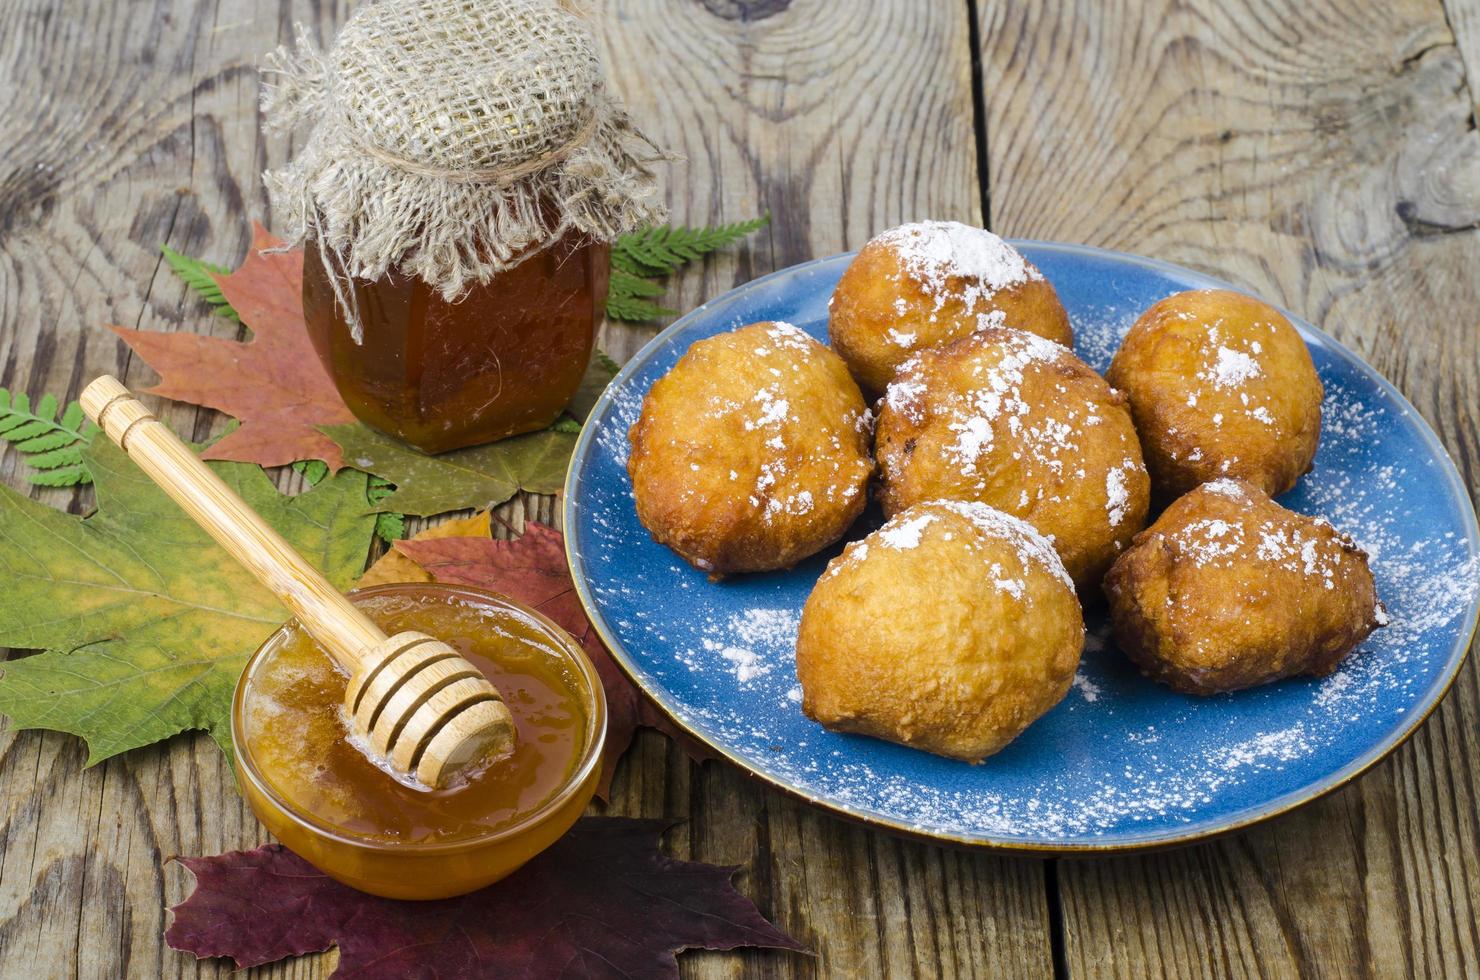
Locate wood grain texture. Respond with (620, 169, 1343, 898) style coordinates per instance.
(0, 1, 349, 978)
(976, 0, 1480, 976)
(1443, 0, 1480, 115)
(0, 0, 1053, 978)
(4, 0, 1480, 976)
(594, 3, 1053, 976)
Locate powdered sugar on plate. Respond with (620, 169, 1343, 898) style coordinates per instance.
(573, 249, 1480, 847)
(1072, 670, 1103, 703)
(692, 607, 801, 688)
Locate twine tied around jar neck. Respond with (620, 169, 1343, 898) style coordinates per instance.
(347, 113, 603, 187)
(261, 0, 665, 341)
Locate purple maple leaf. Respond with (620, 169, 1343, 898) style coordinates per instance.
(166, 817, 807, 978)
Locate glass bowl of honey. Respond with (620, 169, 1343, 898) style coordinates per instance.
(231, 582, 607, 900)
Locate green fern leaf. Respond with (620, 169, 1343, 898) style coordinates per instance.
(374, 511, 406, 543)
(0, 387, 95, 486)
(23, 445, 86, 470)
(13, 429, 77, 454)
(27, 464, 90, 487)
(610, 251, 652, 278)
(60, 401, 85, 431)
(364, 475, 405, 543)
(612, 227, 684, 275)
(292, 459, 330, 486)
(594, 350, 621, 376)
(162, 245, 239, 321)
(3, 420, 53, 442)
(608, 268, 668, 300)
(366, 475, 393, 503)
(612, 215, 770, 277)
(606, 215, 769, 323)
(606, 294, 679, 321)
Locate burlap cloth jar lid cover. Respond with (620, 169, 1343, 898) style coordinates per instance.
(262, 0, 663, 328)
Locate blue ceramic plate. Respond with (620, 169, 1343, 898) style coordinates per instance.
(564, 243, 1480, 852)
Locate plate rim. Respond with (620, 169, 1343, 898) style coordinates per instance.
(564, 240, 1480, 854)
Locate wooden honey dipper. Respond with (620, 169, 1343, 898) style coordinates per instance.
(80, 376, 516, 790)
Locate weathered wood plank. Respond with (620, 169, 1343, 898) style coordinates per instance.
(1442, 0, 1480, 115)
(975, 0, 1480, 976)
(0, 1, 350, 978)
(0, 0, 1057, 977)
(595, 2, 1053, 976)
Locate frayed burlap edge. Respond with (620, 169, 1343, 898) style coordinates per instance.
(259, 24, 666, 333)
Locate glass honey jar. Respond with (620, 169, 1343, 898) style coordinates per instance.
(263, 0, 662, 454)
(302, 232, 610, 454)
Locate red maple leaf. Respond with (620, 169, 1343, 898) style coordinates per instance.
(165, 818, 807, 978)
(396, 522, 716, 798)
(112, 224, 354, 469)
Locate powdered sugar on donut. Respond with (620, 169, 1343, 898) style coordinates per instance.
(1105, 464, 1133, 527)
(1209, 345, 1262, 389)
(884, 330, 1112, 485)
(826, 500, 1073, 594)
(1201, 478, 1248, 499)
(877, 512, 937, 550)
(876, 221, 1040, 312)
(1160, 486, 1356, 590)
(933, 499, 1075, 590)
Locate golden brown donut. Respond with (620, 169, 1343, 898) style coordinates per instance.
(796, 499, 1083, 761)
(1106, 289, 1322, 500)
(1104, 478, 1385, 695)
(828, 221, 1073, 395)
(627, 321, 873, 575)
(875, 326, 1149, 588)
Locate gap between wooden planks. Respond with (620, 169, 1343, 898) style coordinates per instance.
(1, 0, 1479, 977)
(975, 0, 1480, 977)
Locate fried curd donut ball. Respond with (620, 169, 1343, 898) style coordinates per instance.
(1106, 289, 1323, 500)
(875, 327, 1150, 588)
(796, 500, 1083, 761)
(1104, 479, 1385, 695)
(828, 221, 1073, 395)
(627, 321, 874, 575)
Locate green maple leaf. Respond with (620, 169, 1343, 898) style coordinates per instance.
(294, 459, 405, 544)
(0, 439, 377, 763)
(322, 422, 576, 517)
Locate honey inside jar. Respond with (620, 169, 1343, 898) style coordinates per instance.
(240, 587, 592, 846)
(302, 231, 609, 455)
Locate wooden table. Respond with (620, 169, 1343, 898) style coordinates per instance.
(2, 0, 1478, 976)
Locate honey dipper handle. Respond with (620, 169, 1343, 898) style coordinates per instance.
(79, 376, 386, 673)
